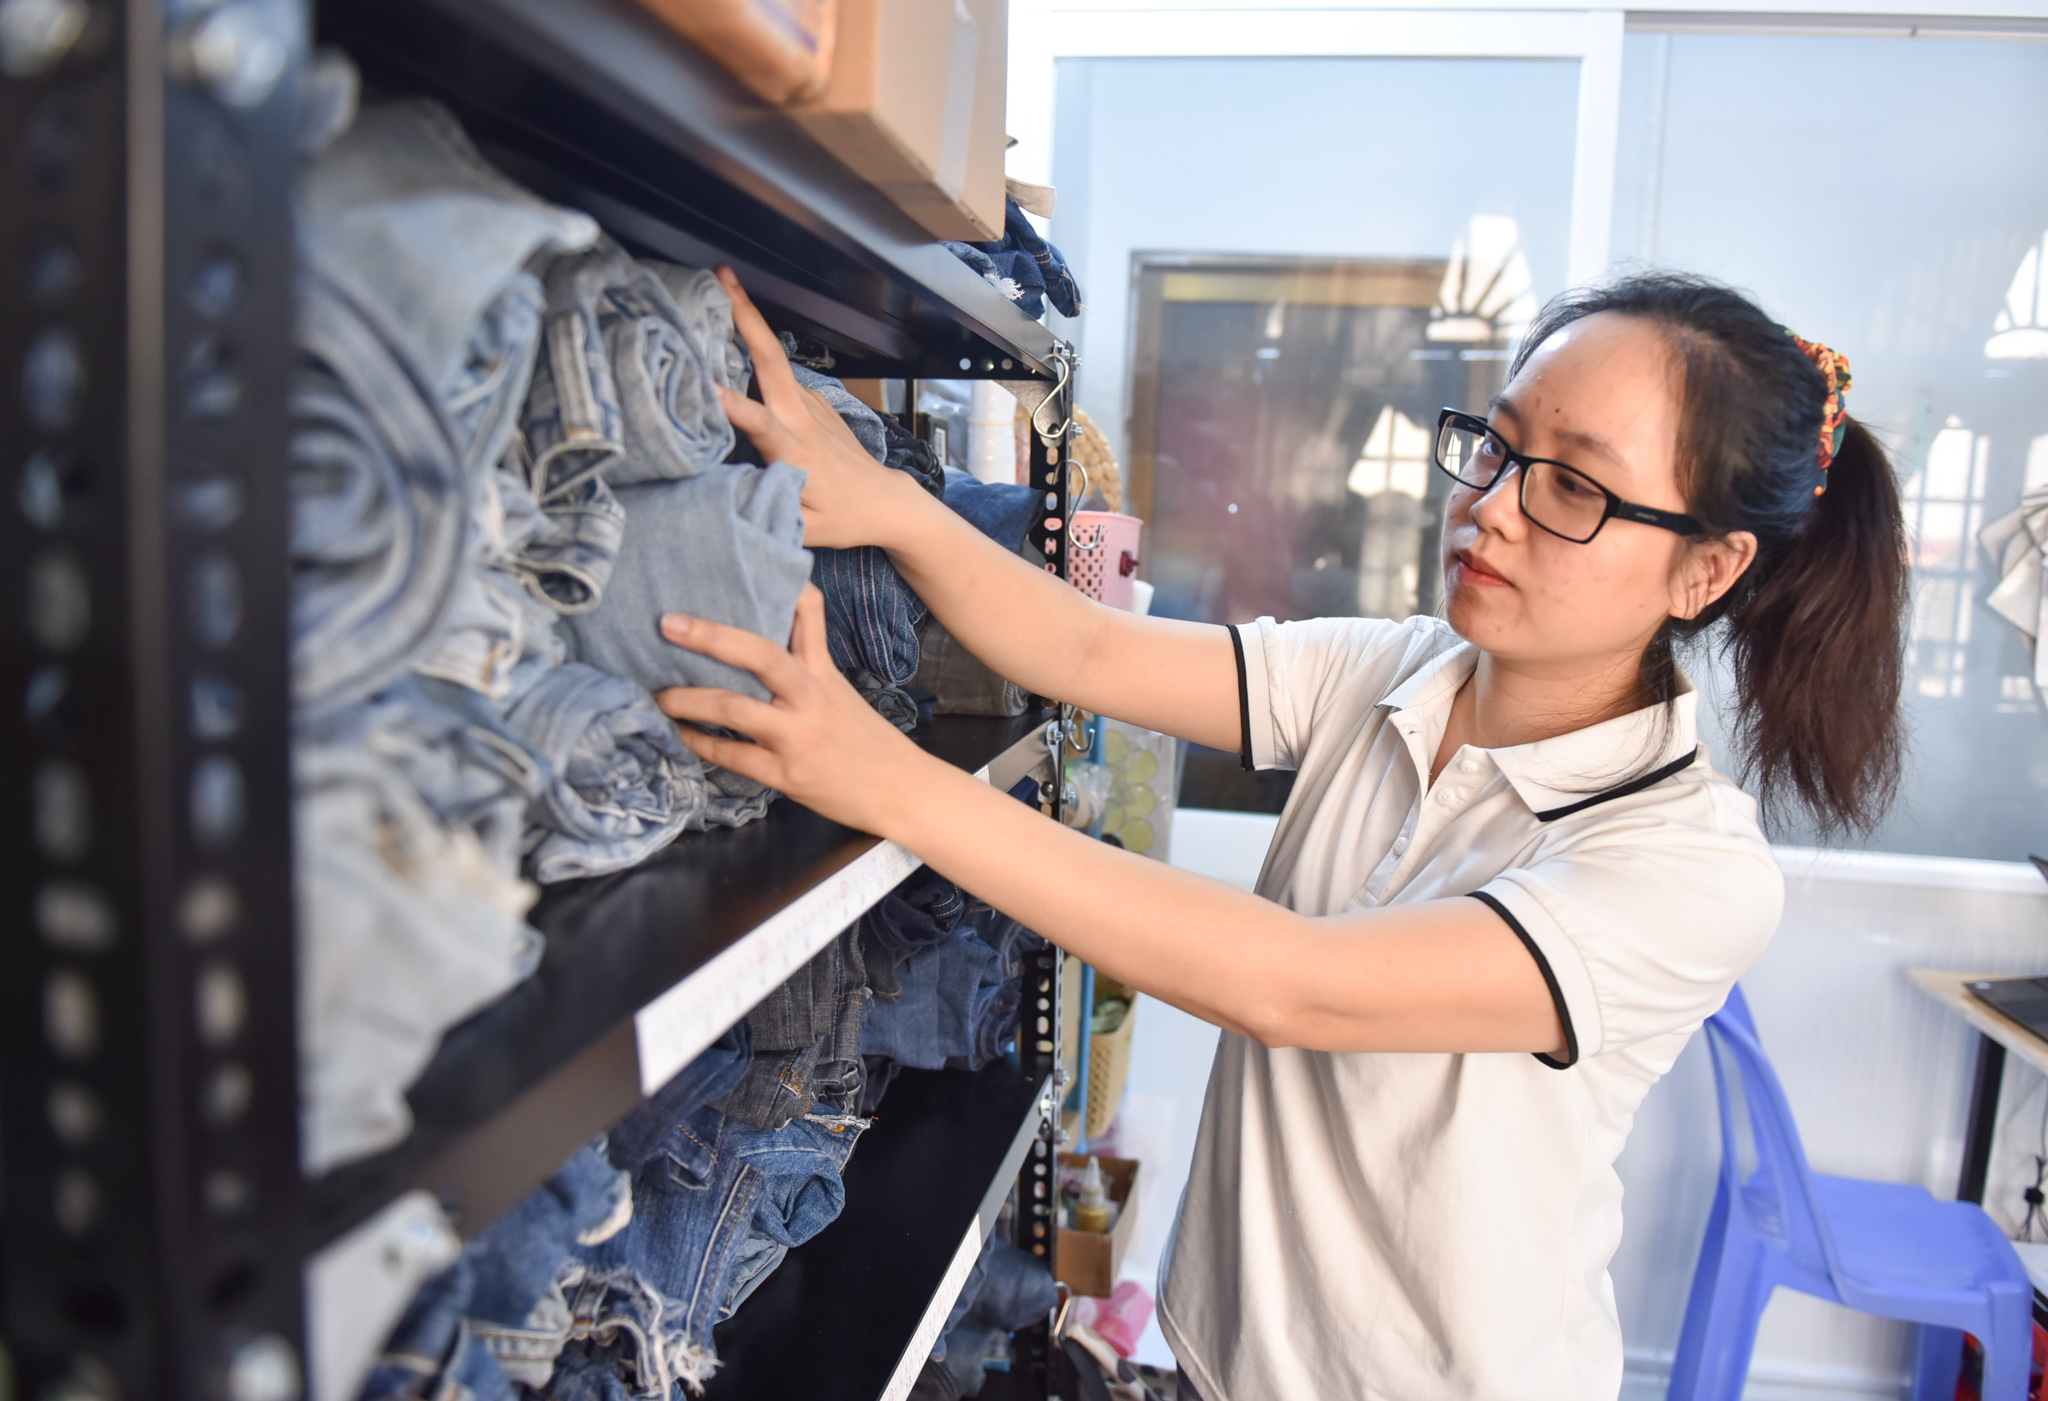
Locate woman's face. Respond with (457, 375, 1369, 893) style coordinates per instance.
(1441, 311, 1747, 679)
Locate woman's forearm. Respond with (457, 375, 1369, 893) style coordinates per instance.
(883, 754, 1565, 1056)
(876, 477, 1243, 751)
(875, 472, 1114, 705)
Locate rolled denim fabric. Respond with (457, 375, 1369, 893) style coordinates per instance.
(503, 662, 706, 884)
(647, 262, 750, 395)
(524, 239, 742, 501)
(290, 276, 471, 714)
(937, 1240, 1060, 1394)
(498, 460, 626, 615)
(807, 394, 944, 721)
(416, 564, 569, 703)
(298, 99, 599, 415)
(702, 762, 781, 830)
(295, 739, 541, 1174)
(562, 460, 812, 703)
(941, 465, 1042, 553)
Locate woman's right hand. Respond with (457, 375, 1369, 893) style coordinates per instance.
(714, 266, 921, 550)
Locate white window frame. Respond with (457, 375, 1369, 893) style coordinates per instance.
(1007, 0, 2048, 289)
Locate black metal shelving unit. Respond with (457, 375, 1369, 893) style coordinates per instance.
(2, 0, 1085, 1398)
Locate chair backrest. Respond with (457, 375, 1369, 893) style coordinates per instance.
(1702, 985, 1844, 1278)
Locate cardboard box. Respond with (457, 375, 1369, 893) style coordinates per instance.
(1056, 1153, 1139, 1299)
(635, 0, 836, 105)
(793, 0, 1005, 240)
(887, 0, 1006, 239)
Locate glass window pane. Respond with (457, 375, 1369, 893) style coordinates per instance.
(1611, 32, 2048, 859)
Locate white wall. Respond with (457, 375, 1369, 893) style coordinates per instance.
(1131, 808, 2048, 1397)
(1048, 54, 1580, 473)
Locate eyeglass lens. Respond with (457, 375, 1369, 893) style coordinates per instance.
(1438, 421, 1608, 542)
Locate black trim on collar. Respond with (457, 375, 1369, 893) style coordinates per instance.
(1228, 624, 1254, 772)
(1470, 891, 1578, 1069)
(1531, 747, 1699, 823)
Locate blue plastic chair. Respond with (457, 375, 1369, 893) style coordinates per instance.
(1669, 985, 2034, 1401)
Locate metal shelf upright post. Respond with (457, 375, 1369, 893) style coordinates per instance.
(2, 0, 309, 1396)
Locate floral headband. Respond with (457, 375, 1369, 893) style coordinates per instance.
(1791, 333, 1853, 493)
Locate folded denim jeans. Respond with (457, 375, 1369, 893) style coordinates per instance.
(290, 273, 472, 714)
(808, 393, 945, 723)
(295, 737, 540, 1174)
(548, 1105, 867, 1397)
(363, 1140, 631, 1399)
(523, 239, 744, 503)
(912, 613, 1031, 718)
(858, 928, 1009, 1073)
(942, 198, 1082, 322)
(503, 662, 706, 883)
(563, 461, 812, 703)
(298, 98, 598, 419)
(499, 450, 628, 615)
(605, 1023, 753, 1176)
(937, 1239, 1059, 1396)
(861, 867, 969, 1000)
(715, 927, 871, 1130)
(941, 466, 1043, 554)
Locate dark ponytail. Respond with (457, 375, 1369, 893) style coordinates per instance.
(1513, 273, 1909, 837)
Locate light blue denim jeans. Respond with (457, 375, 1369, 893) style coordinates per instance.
(562, 460, 812, 703)
(502, 661, 705, 883)
(522, 239, 746, 502)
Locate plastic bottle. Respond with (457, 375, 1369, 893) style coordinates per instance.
(1075, 1155, 1112, 1234)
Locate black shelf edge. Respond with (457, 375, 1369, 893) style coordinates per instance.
(306, 712, 1053, 1251)
(704, 1060, 1051, 1401)
(318, 0, 1058, 380)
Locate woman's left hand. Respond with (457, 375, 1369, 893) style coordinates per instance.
(653, 586, 930, 836)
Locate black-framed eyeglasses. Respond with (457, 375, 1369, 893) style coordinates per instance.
(1432, 408, 1702, 544)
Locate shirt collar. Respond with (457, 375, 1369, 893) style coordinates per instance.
(1379, 643, 1701, 820)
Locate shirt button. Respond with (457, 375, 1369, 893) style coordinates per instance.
(1458, 759, 1478, 775)
(1437, 789, 1455, 804)
(1392, 837, 1408, 855)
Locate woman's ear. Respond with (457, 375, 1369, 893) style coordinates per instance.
(1671, 531, 1759, 621)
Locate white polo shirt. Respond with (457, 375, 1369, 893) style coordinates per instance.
(1157, 614, 1783, 1401)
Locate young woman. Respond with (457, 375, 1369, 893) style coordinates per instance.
(654, 269, 1908, 1401)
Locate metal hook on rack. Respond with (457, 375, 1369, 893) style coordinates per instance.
(1030, 348, 1073, 443)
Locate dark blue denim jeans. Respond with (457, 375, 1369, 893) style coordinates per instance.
(942, 197, 1082, 322)
(941, 466, 1043, 553)
(715, 927, 871, 1130)
(362, 1140, 631, 1398)
(546, 1105, 867, 1397)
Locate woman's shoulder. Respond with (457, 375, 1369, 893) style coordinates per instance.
(1244, 612, 1460, 675)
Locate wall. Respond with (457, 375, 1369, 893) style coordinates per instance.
(1048, 54, 1580, 472)
(1128, 808, 2048, 1397)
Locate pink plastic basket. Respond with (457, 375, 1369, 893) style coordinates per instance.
(1070, 512, 1144, 610)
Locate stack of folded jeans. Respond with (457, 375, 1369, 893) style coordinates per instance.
(537, 930, 874, 1395)
(789, 358, 947, 731)
(363, 1027, 749, 1400)
(292, 98, 841, 1171)
(942, 198, 1084, 322)
(855, 867, 1045, 1117)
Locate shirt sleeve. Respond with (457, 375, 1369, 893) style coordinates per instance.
(1471, 797, 1784, 1067)
(1230, 614, 1427, 772)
